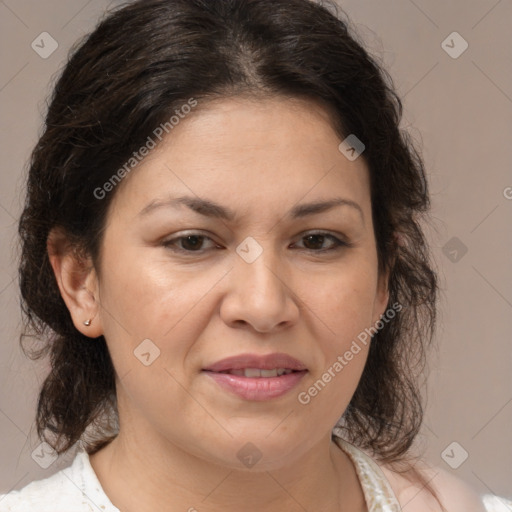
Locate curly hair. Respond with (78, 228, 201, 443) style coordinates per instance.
(18, 0, 438, 495)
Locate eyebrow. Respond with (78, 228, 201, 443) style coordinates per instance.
(138, 195, 364, 224)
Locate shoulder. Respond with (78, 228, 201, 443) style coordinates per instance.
(0, 450, 110, 512)
(0, 467, 88, 512)
(334, 437, 510, 512)
(0, 470, 81, 512)
(378, 459, 508, 512)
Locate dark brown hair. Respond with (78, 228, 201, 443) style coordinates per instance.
(18, 0, 439, 503)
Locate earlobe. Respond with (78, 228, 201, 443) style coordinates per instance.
(47, 228, 103, 338)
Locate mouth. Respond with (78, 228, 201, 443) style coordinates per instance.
(211, 368, 300, 377)
(202, 353, 308, 401)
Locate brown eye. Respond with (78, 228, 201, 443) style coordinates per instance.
(296, 232, 349, 252)
(162, 233, 218, 253)
(178, 235, 206, 251)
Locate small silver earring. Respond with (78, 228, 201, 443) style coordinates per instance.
(83, 319, 91, 326)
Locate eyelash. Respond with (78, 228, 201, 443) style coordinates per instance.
(161, 231, 351, 255)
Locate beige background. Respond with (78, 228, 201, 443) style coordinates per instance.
(0, 0, 511, 501)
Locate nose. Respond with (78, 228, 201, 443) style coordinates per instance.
(220, 243, 300, 333)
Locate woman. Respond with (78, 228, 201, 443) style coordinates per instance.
(1, 0, 509, 510)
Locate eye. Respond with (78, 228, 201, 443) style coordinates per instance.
(162, 233, 218, 253)
(293, 232, 350, 252)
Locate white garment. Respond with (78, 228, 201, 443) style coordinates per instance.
(0, 438, 510, 511)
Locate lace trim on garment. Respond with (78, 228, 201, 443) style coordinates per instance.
(334, 437, 403, 511)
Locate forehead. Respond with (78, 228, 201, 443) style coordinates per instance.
(108, 96, 371, 220)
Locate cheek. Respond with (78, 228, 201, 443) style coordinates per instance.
(294, 262, 377, 416)
(303, 263, 378, 346)
(96, 245, 228, 374)
(296, 340, 369, 433)
(98, 241, 187, 331)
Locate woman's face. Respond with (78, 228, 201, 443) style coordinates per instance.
(89, 96, 389, 469)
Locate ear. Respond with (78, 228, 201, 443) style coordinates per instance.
(371, 264, 391, 327)
(47, 227, 103, 338)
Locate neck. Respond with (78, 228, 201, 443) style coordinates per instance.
(89, 425, 366, 512)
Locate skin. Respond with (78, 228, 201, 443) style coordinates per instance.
(48, 96, 391, 512)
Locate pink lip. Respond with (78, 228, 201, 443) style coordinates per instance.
(202, 352, 308, 401)
(202, 352, 307, 372)
(203, 370, 307, 401)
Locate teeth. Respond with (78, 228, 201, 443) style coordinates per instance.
(221, 368, 293, 379)
(222, 368, 294, 377)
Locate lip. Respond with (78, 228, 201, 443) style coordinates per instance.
(202, 352, 308, 372)
(202, 352, 308, 401)
(203, 370, 307, 401)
